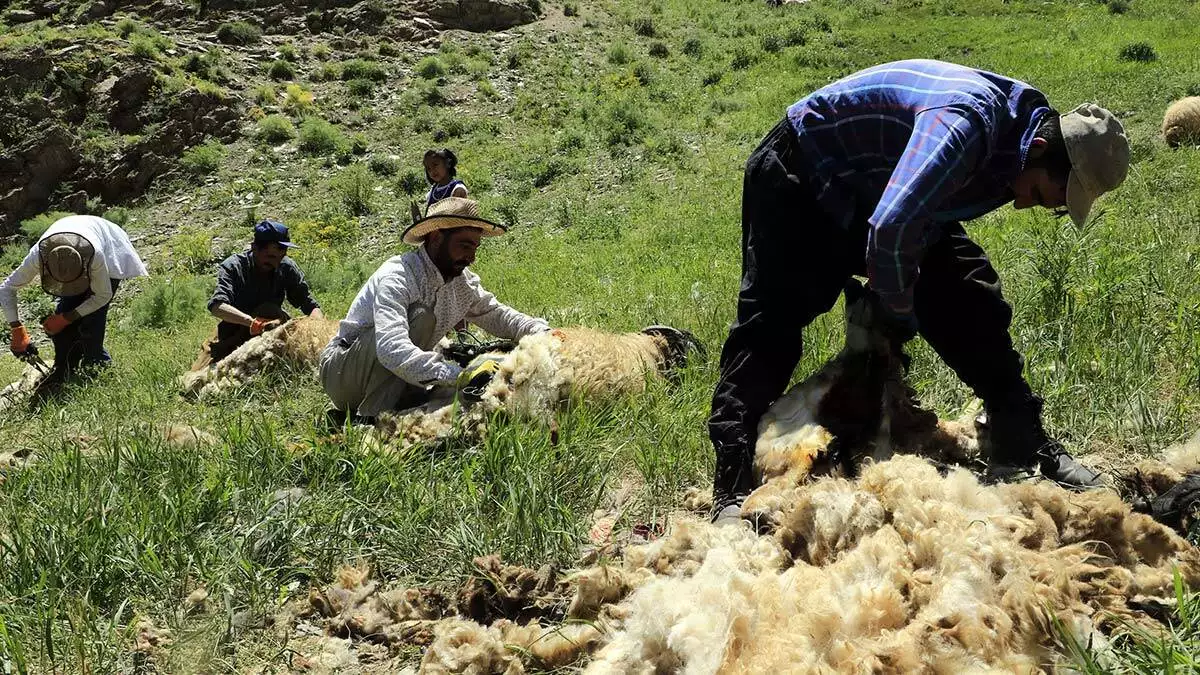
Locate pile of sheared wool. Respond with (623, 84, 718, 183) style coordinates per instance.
(1163, 96, 1200, 147)
(0, 363, 48, 413)
(373, 327, 673, 450)
(179, 316, 338, 399)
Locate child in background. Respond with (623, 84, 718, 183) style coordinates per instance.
(424, 148, 468, 208)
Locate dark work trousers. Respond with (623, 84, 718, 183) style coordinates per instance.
(49, 279, 120, 384)
(708, 118, 1032, 506)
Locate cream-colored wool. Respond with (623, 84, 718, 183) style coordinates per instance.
(0, 364, 47, 413)
(374, 328, 674, 451)
(179, 316, 339, 399)
(420, 619, 525, 675)
(1163, 96, 1200, 147)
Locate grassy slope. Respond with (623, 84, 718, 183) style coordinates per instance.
(1, 0, 1200, 670)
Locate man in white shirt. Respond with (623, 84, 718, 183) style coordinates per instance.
(319, 197, 552, 424)
(1, 214, 148, 387)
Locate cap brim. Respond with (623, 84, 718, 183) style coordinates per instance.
(280, 241, 299, 249)
(1065, 170, 1095, 228)
(402, 214, 506, 246)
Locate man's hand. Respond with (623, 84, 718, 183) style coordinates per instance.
(550, 328, 567, 340)
(250, 318, 283, 336)
(9, 324, 31, 356)
(309, 307, 326, 320)
(42, 314, 70, 337)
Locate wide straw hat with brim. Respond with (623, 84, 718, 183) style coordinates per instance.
(38, 231, 95, 297)
(402, 196, 506, 246)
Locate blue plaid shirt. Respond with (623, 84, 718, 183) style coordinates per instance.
(787, 59, 1051, 316)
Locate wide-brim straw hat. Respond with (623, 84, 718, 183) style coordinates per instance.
(39, 231, 95, 297)
(401, 196, 506, 246)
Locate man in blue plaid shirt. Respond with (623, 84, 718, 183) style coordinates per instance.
(710, 59, 1130, 521)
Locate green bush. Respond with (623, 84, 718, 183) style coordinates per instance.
(416, 55, 446, 79)
(682, 37, 703, 57)
(349, 134, 369, 156)
(102, 207, 132, 227)
(368, 155, 400, 176)
(311, 63, 341, 82)
(761, 33, 784, 53)
(601, 95, 649, 147)
(1119, 41, 1157, 62)
(312, 43, 332, 60)
(281, 83, 315, 116)
(257, 114, 295, 144)
(290, 208, 360, 249)
(377, 41, 401, 57)
(783, 26, 807, 46)
(216, 21, 261, 45)
(346, 78, 375, 97)
(115, 16, 141, 38)
(631, 16, 656, 37)
(702, 70, 722, 86)
(180, 139, 225, 176)
(253, 84, 277, 106)
(18, 212, 73, 242)
(130, 276, 208, 330)
(278, 42, 298, 61)
(298, 117, 347, 156)
(340, 59, 387, 82)
(167, 229, 214, 272)
(1107, 0, 1130, 13)
(648, 41, 669, 58)
(267, 59, 296, 80)
(419, 82, 448, 106)
(333, 164, 375, 215)
(607, 42, 632, 65)
(395, 169, 426, 197)
(563, 2, 579, 17)
(182, 49, 230, 82)
(129, 33, 166, 59)
(730, 46, 759, 70)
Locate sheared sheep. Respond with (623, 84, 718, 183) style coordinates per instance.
(372, 326, 702, 451)
(1163, 96, 1200, 147)
(179, 316, 338, 399)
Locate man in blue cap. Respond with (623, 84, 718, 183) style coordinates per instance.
(191, 220, 325, 369)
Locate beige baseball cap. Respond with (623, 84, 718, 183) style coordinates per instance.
(1061, 103, 1130, 227)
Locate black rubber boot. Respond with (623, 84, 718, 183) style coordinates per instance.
(982, 395, 1103, 490)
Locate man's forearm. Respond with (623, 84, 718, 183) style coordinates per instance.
(211, 303, 254, 327)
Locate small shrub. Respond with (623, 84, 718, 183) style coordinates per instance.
(607, 41, 632, 65)
(311, 63, 341, 82)
(180, 139, 224, 175)
(291, 210, 359, 249)
(167, 229, 214, 272)
(783, 26, 807, 47)
(368, 155, 400, 176)
(313, 43, 332, 60)
(530, 157, 574, 188)
(298, 117, 347, 156)
(682, 37, 703, 57)
(396, 169, 426, 197)
(332, 163, 375, 215)
(257, 114, 295, 144)
(129, 33, 163, 59)
(506, 41, 533, 69)
(631, 16, 656, 37)
(216, 21, 261, 45)
(761, 33, 784, 53)
(115, 16, 141, 38)
(347, 78, 375, 97)
(558, 129, 585, 151)
(130, 276, 208, 329)
(526, 0, 542, 14)
(253, 84, 277, 106)
(730, 46, 758, 70)
(648, 41, 669, 58)
(416, 55, 446, 79)
(102, 207, 132, 226)
(183, 49, 230, 82)
(349, 134, 368, 156)
(477, 79, 498, 98)
(1107, 0, 1130, 13)
(1118, 41, 1157, 62)
(278, 42, 298, 61)
(563, 2, 578, 16)
(431, 116, 467, 142)
(633, 62, 653, 86)
(19, 212, 72, 242)
(442, 51, 468, 74)
(702, 70, 722, 86)
(282, 83, 315, 115)
(377, 40, 401, 57)
(601, 96, 649, 147)
(341, 58, 387, 82)
(420, 82, 448, 106)
(267, 59, 296, 80)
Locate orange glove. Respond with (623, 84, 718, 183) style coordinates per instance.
(250, 318, 282, 336)
(42, 314, 70, 336)
(550, 328, 567, 341)
(9, 324, 31, 355)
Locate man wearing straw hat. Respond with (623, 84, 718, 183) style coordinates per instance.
(1, 214, 148, 388)
(319, 197, 552, 424)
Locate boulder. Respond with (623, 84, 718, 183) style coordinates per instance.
(0, 123, 80, 235)
(93, 67, 157, 133)
(424, 0, 537, 32)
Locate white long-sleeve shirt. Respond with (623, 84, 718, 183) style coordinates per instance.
(0, 215, 148, 324)
(333, 246, 550, 386)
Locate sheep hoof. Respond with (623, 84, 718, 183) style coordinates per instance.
(640, 325, 705, 376)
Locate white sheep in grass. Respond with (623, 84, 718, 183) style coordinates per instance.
(1164, 96, 1200, 148)
(178, 316, 339, 399)
(281, 284, 1200, 674)
(371, 325, 702, 451)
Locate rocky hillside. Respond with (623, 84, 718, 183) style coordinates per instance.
(0, 0, 540, 233)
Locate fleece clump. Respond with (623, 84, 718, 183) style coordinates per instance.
(179, 316, 338, 399)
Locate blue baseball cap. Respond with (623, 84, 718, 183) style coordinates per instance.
(253, 219, 298, 249)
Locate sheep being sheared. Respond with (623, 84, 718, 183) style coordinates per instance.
(1163, 96, 1200, 148)
(371, 325, 702, 451)
(179, 316, 339, 399)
